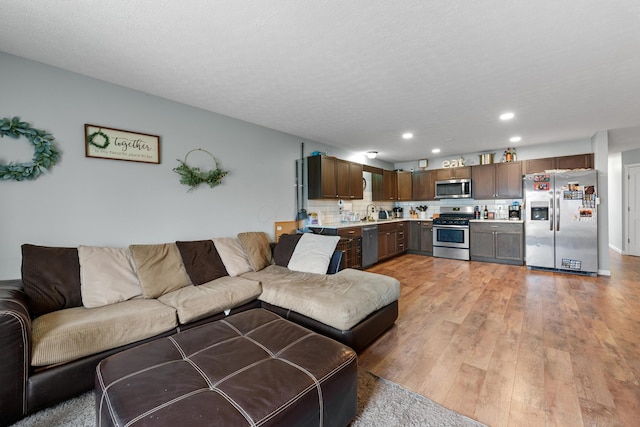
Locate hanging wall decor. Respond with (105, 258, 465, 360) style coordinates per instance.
(85, 124, 160, 164)
(173, 148, 228, 191)
(0, 116, 60, 181)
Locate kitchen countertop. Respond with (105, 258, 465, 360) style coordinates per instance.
(309, 217, 523, 229)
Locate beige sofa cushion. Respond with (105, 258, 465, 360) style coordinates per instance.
(212, 237, 253, 276)
(129, 243, 192, 298)
(78, 246, 142, 308)
(158, 276, 262, 324)
(242, 265, 400, 330)
(237, 232, 273, 271)
(31, 299, 177, 366)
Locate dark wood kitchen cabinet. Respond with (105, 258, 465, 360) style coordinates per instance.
(308, 156, 363, 199)
(408, 220, 433, 255)
(373, 170, 397, 201)
(522, 153, 594, 174)
(396, 221, 408, 254)
(555, 153, 594, 170)
(377, 221, 408, 260)
(374, 170, 412, 201)
(396, 171, 412, 201)
(377, 222, 397, 261)
(412, 170, 436, 201)
(336, 159, 363, 199)
(337, 227, 362, 270)
(470, 222, 523, 265)
(472, 161, 522, 199)
(435, 166, 471, 180)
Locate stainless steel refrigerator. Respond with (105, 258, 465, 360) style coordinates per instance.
(524, 170, 598, 274)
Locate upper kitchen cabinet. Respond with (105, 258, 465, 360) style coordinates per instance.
(435, 166, 471, 180)
(373, 170, 411, 201)
(307, 156, 363, 199)
(396, 171, 412, 201)
(412, 170, 436, 201)
(372, 170, 397, 201)
(336, 159, 364, 199)
(522, 153, 594, 174)
(555, 153, 594, 170)
(472, 161, 522, 199)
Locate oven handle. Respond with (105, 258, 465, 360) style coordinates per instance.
(432, 224, 470, 229)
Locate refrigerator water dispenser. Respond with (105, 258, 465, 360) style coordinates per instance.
(530, 202, 549, 221)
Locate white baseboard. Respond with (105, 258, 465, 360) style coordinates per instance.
(598, 269, 611, 276)
(608, 243, 624, 254)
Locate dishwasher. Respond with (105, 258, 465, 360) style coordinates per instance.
(361, 225, 379, 268)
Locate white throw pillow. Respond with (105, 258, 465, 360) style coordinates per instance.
(287, 234, 340, 274)
(213, 237, 253, 276)
(78, 246, 142, 308)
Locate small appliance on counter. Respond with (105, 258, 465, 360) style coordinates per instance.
(392, 207, 403, 218)
(378, 210, 390, 220)
(508, 204, 521, 220)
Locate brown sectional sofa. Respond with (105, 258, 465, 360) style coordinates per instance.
(0, 232, 400, 426)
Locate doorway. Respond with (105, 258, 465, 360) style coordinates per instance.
(627, 164, 640, 256)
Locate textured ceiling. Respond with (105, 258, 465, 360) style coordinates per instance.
(2, 1, 640, 161)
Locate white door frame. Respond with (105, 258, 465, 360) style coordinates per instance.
(625, 163, 640, 256)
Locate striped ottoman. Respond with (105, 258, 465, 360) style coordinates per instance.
(95, 309, 357, 426)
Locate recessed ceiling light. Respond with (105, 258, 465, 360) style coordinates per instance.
(366, 151, 378, 159)
(500, 112, 515, 121)
(510, 136, 522, 143)
(402, 132, 414, 140)
(432, 148, 441, 154)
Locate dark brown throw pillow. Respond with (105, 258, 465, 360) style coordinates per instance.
(176, 240, 228, 285)
(21, 244, 82, 318)
(273, 234, 303, 267)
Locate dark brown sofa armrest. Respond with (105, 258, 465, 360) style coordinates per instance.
(0, 280, 32, 426)
(326, 250, 344, 274)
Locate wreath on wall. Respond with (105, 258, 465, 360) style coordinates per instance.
(173, 148, 228, 191)
(87, 129, 110, 149)
(0, 116, 60, 181)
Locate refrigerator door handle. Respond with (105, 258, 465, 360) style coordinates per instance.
(556, 194, 561, 231)
(549, 192, 554, 231)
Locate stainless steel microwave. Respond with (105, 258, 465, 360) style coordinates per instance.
(435, 179, 472, 199)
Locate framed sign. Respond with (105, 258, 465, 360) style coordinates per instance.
(85, 124, 160, 164)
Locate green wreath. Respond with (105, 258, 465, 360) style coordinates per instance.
(88, 130, 110, 149)
(173, 148, 228, 191)
(0, 116, 60, 181)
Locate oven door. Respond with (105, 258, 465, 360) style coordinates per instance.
(433, 225, 469, 249)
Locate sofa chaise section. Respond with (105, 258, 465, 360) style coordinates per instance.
(242, 265, 400, 352)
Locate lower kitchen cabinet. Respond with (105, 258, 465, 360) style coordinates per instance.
(470, 222, 523, 265)
(408, 221, 433, 255)
(337, 227, 362, 269)
(420, 223, 433, 255)
(378, 223, 397, 261)
(378, 222, 408, 261)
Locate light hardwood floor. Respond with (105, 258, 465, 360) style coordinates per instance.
(359, 251, 640, 427)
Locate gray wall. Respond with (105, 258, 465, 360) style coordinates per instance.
(0, 52, 365, 279)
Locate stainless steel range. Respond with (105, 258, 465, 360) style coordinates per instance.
(432, 206, 474, 261)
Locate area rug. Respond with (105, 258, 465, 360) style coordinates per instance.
(10, 370, 485, 426)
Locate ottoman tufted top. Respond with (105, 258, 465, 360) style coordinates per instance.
(96, 309, 357, 427)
